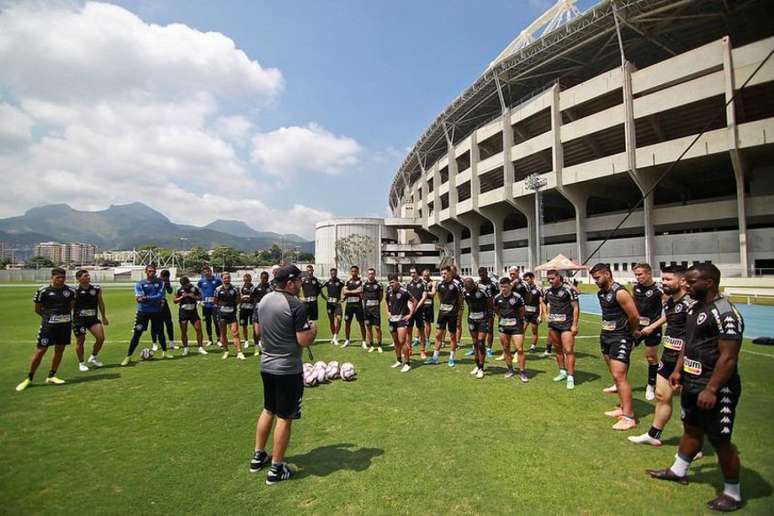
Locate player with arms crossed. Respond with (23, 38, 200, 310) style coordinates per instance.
(321, 268, 344, 346)
(425, 266, 462, 366)
(341, 265, 367, 349)
(475, 267, 498, 359)
(300, 264, 322, 325)
(648, 264, 745, 512)
(420, 269, 436, 359)
(591, 263, 640, 431)
(152, 269, 175, 351)
(464, 277, 492, 379)
(251, 271, 273, 356)
(632, 263, 664, 401)
(197, 265, 222, 346)
(122, 264, 171, 366)
(362, 267, 384, 352)
(215, 272, 246, 360)
(386, 274, 416, 372)
(16, 268, 75, 391)
(494, 277, 529, 382)
(72, 269, 108, 371)
(239, 273, 255, 350)
(174, 276, 207, 356)
(405, 267, 428, 357)
(522, 272, 544, 353)
(543, 270, 579, 390)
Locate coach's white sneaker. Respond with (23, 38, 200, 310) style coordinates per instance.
(237, 352, 246, 360)
(78, 362, 89, 372)
(87, 356, 103, 368)
(475, 369, 484, 379)
(198, 346, 208, 355)
(391, 360, 402, 368)
(182, 347, 189, 357)
(470, 366, 479, 376)
(400, 363, 411, 373)
(646, 384, 656, 401)
(151, 343, 159, 352)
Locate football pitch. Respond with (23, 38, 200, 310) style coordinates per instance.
(1, 286, 773, 515)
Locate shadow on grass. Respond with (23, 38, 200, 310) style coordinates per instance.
(289, 443, 384, 478)
(573, 370, 601, 385)
(633, 399, 655, 418)
(66, 373, 121, 384)
(690, 463, 773, 502)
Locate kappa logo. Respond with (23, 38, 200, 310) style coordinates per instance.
(720, 407, 732, 414)
(721, 396, 732, 404)
(697, 313, 707, 325)
(720, 427, 731, 435)
(720, 416, 732, 424)
(135, 323, 143, 330)
(720, 387, 732, 394)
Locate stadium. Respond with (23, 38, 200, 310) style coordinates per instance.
(382, 0, 774, 278)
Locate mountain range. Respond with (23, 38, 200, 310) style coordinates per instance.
(0, 203, 313, 256)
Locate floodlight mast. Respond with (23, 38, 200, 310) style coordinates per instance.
(525, 173, 548, 267)
(487, 0, 581, 71)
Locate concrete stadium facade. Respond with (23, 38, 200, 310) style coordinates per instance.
(388, 0, 774, 278)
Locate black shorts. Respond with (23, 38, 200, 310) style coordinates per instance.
(636, 329, 662, 347)
(548, 321, 572, 333)
(600, 333, 634, 363)
(422, 304, 435, 324)
(73, 317, 100, 336)
(37, 323, 72, 347)
(525, 311, 540, 325)
(179, 309, 200, 323)
(681, 375, 741, 442)
(326, 302, 342, 317)
(239, 308, 253, 326)
(261, 371, 304, 420)
(388, 317, 408, 333)
(499, 325, 524, 336)
(218, 309, 237, 324)
(345, 303, 364, 323)
(408, 310, 425, 328)
(436, 311, 458, 332)
(305, 300, 319, 321)
(657, 360, 677, 380)
(364, 306, 381, 326)
(133, 311, 159, 332)
(468, 318, 489, 335)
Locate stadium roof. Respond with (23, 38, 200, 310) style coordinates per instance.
(389, 0, 774, 209)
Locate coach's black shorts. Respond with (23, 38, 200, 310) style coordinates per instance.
(636, 328, 662, 347)
(681, 375, 741, 442)
(468, 318, 489, 335)
(364, 306, 381, 326)
(600, 333, 634, 364)
(326, 302, 342, 317)
(657, 359, 677, 380)
(345, 303, 364, 323)
(133, 311, 159, 332)
(305, 300, 319, 321)
(261, 371, 304, 420)
(239, 308, 253, 326)
(37, 323, 72, 347)
(408, 309, 425, 328)
(73, 317, 100, 336)
(202, 305, 218, 322)
(436, 311, 457, 332)
(422, 304, 434, 324)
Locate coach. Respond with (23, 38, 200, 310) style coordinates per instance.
(249, 264, 316, 485)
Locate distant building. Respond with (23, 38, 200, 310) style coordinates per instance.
(34, 242, 97, 265)
(0, 241, 6, 259)
(96, 250, 136, 263)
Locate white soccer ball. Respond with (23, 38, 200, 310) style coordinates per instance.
(340, 362, 356, 381)
(325, 361, 340, 380)
(141, 348, 154, 360)
(314, 364, 327, 383)
(314, 360, 327, 370)
(304, 370, 318, 387)
(303, 362, 314, 375)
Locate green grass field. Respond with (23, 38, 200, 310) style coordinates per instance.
(1, 285, 773, 515)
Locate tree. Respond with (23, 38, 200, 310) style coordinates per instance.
(335, 234, 375, 271)
(25, 255, 55, 269)
(298, 252, 315, 263)
(211, 246, 244, 271)
(184, 247, 210, 273)
(0, 257, 11, 269)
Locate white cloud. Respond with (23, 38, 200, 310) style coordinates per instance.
(213, 115, 254, 143)
(250, 122, 362, 177)
(0, 103, 34, 147)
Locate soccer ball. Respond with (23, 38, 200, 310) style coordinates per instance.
(325, 361, 340, 380)
(303, 362, 314, 375)
(314, 363, 327, 384)
(141, 348, 154, 360)
(340, 362, 356, 381)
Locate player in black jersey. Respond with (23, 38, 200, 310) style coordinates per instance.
(300, 264, 322, 322)
(151, 270, 176, 352)
(174, 276, 207, 356)
(406, 267, 428, 357)
(494, 277, 528, 382)
(321, 268, 344, 345)
(72, 269, 108, 371)
(386, 274, 417, 372)
(591, 263, 641, 431)
(450, 264, 464, 347)
(16, 268, 74, 391)
(465, 277, 492, 379)
(251, 271, 273, 355)
(362, 267, 384, 352)
(421, 269, 436, 357)
(522, 272, 544, 353)
(239, 273, 256, 349)
(648, 264, 745, 512)
(543, 270, 579, 389)
(476, 267, 498, 359)
(631, 266, 695, 447)
(342, 265, 367, 348)
(215, 272, 245, 360)
(425, 266, 462, 366)
(633, 263, 664, 401)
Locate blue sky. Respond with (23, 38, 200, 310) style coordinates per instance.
(0, 0, 596, 237)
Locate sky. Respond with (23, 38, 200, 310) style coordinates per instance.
(0, 0, 596, 238)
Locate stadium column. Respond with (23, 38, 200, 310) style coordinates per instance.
(723, 36, 750, 277)
(622, 60, 656, 268)
(551, 83, 588, 268)
(448, 130, 483, 274)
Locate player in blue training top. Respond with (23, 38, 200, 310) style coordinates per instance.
(121, 264, 172, 366)
(197, 264, 222, 346)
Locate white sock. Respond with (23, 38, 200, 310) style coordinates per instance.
(723, 481, 741, 501)
(670, 454, 692, 477)
(79, 361, 86, 366)
(560, 368, 567, 374)
(449, 351, 456, 359)
(88, 354, 96, 360)
(432, 350, 439, 360)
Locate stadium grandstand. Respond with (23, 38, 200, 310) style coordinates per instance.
(386, 0, 774, 278)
